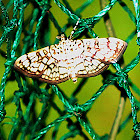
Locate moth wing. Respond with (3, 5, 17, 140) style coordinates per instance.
(75, 58, 109, 78)
(40, 61, 69, 84)
(14, 46, 69, 84)
(95, 37, 127, 63)
(75, 37, 127, 78)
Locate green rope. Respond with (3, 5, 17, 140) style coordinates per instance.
(0, 0, 140, 139)
(132, 0, 140, 45)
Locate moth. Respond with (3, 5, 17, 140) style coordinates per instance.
(14, 35, 127, 84)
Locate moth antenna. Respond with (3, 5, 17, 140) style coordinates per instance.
(69, 18, 80, 40)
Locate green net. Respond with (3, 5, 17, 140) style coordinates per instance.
(0, 0, 140, 139)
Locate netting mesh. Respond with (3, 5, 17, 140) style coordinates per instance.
(0, 0, 140, 139)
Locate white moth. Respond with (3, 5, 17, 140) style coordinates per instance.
(14, 35, 127, 84)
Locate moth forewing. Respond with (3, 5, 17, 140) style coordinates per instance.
(14, 48, 69, 84)
(14, 51, 43, 78)
(97, 37, 127, 63)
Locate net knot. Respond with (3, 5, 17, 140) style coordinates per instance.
(79, 19, 89, 28)
(14, 91, 25, 98)
(79, 18, 94, 29)
(115, 71, 128, 87)
(34, 0, 51, 9)
(4, 57, 17, 67)
(3, 19, 17, 33)
(0, 108, 6, 122)
(133, 122, 140, 138)
(67, 104, 83, 117)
